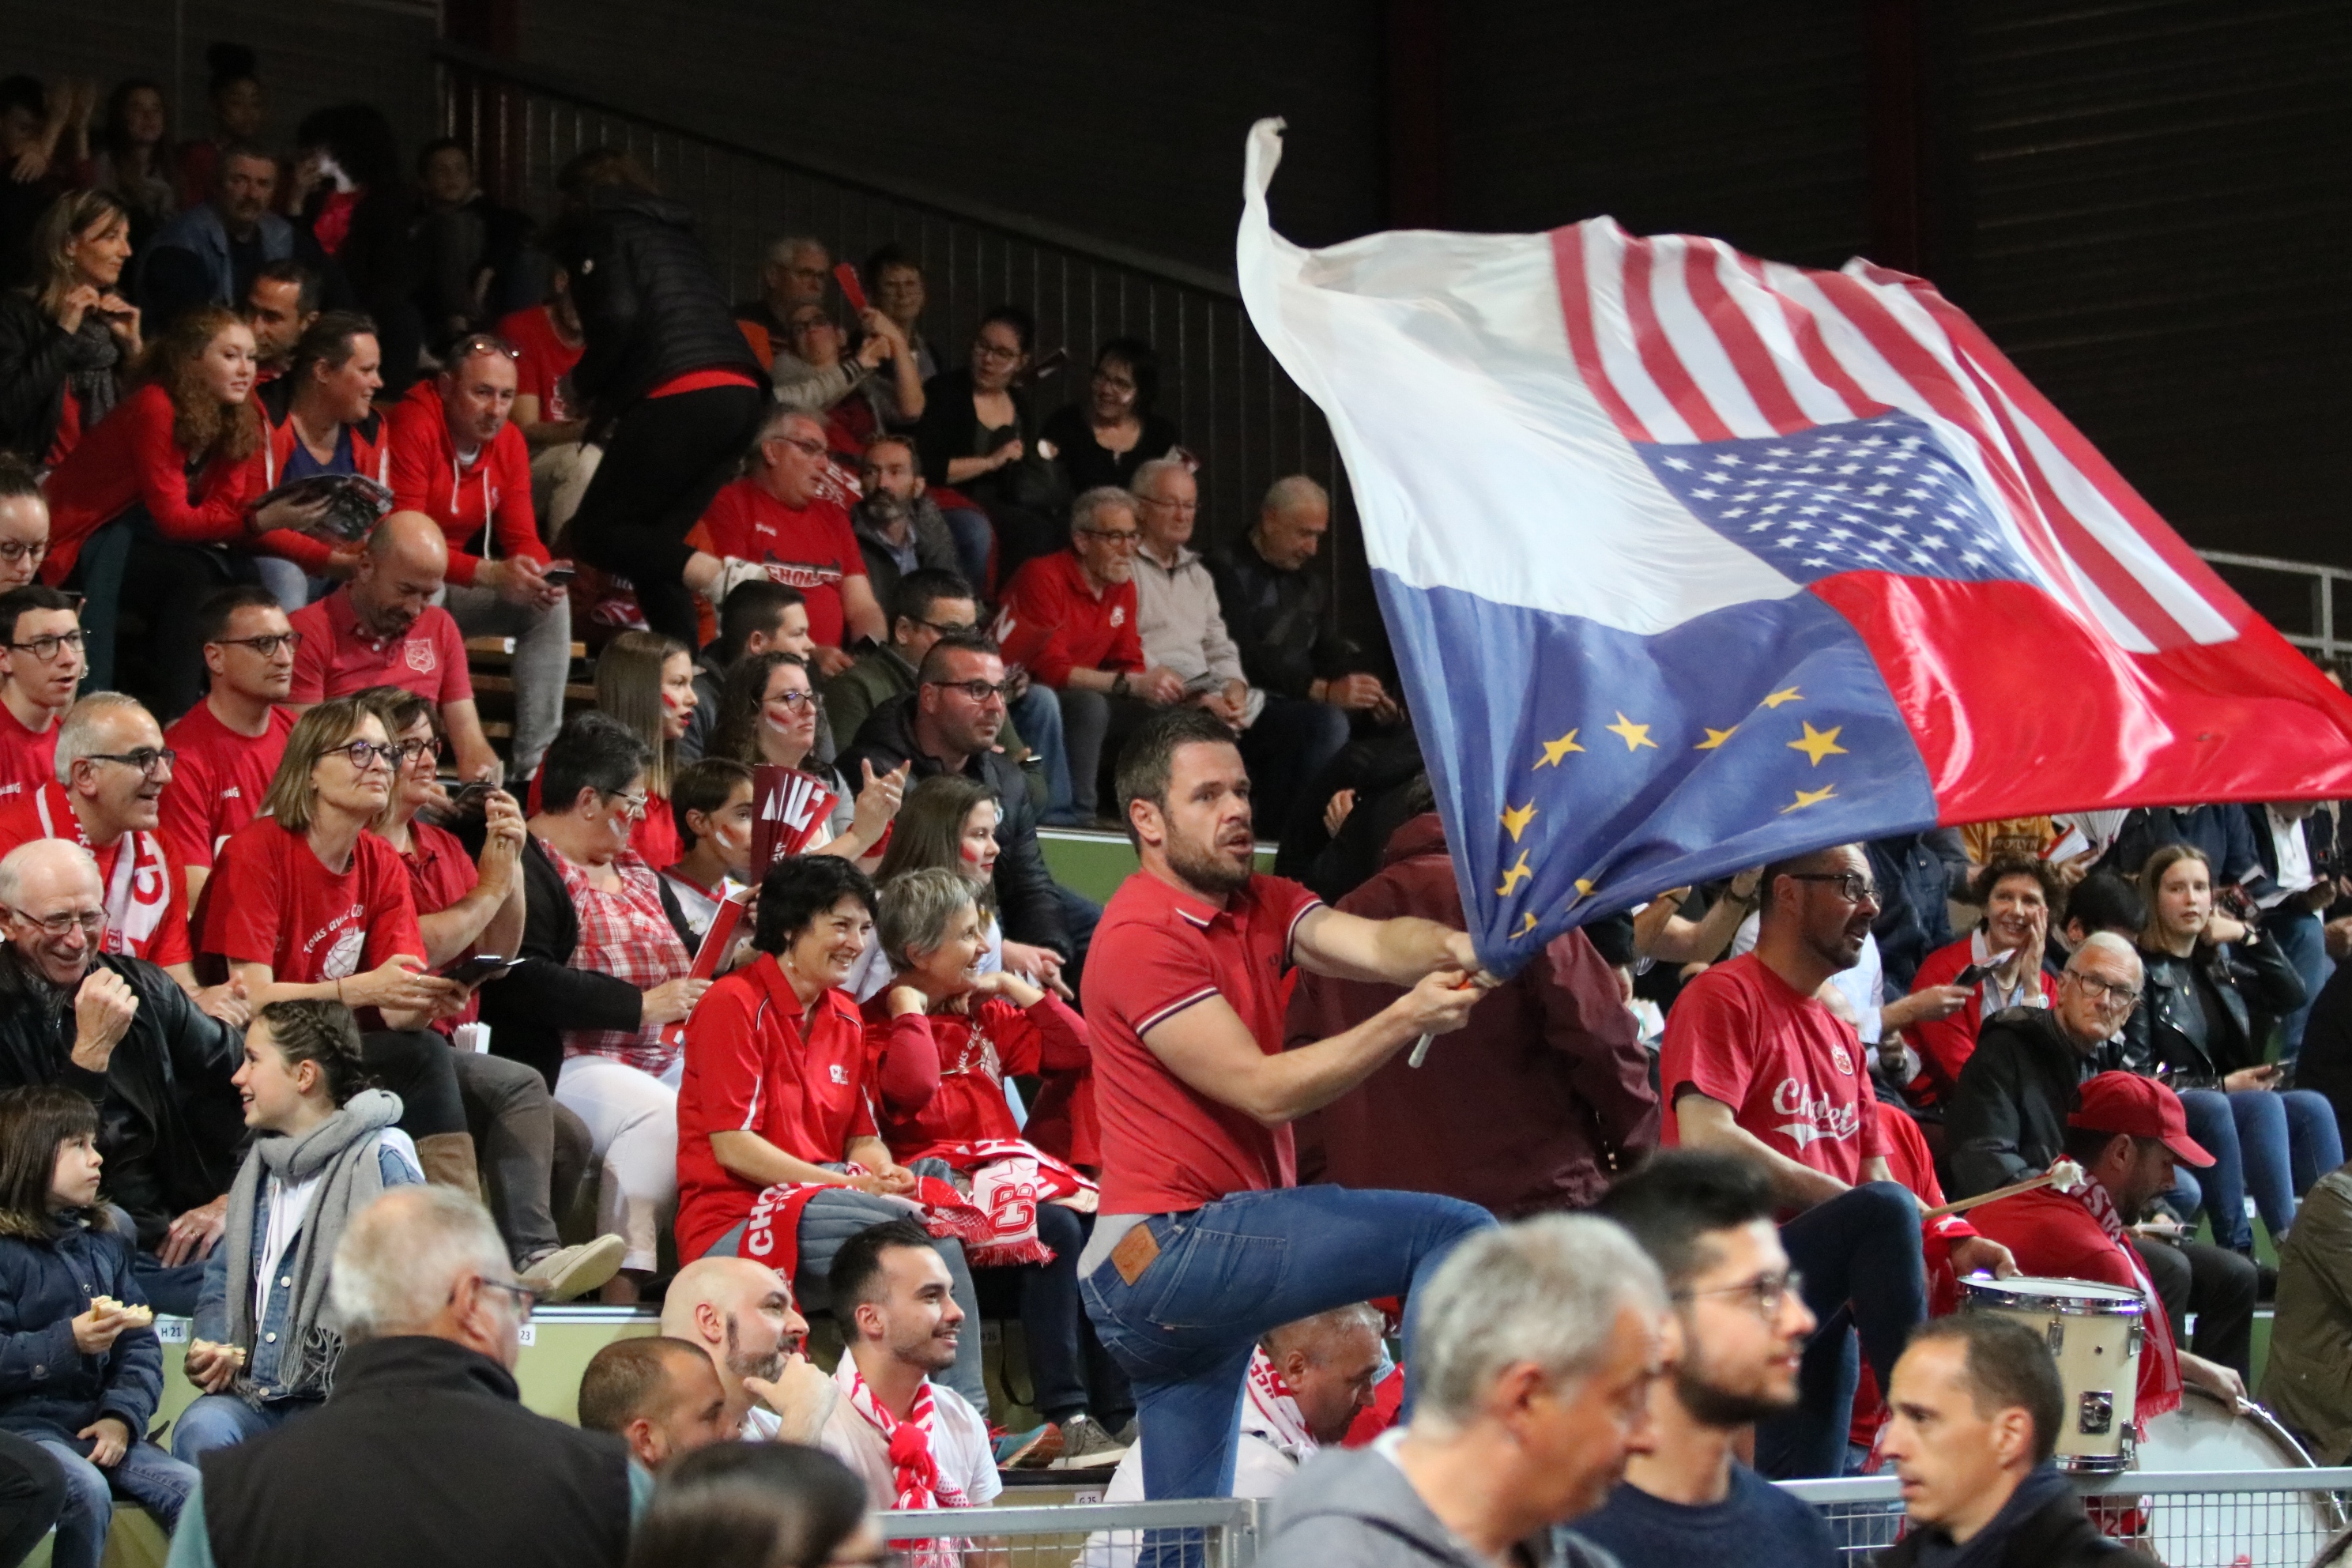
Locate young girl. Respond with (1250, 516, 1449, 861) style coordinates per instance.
(707, 649, 901, 866)
(0, 1084, 194, 1568)
(175, 999, 424, 1460)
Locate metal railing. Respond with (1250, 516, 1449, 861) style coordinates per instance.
(2199, 550, 2352, 665)
(431, 42, 1361, 632)
(881, 1498, 1260, 1568)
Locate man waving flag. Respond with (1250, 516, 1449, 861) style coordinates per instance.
(1236, 119, 2352, 974)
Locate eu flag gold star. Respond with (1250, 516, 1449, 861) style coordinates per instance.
(1536, 729, 1584, 768)
(1781, 784, 1838, 813)
(1604, 712, 1657, 752)
(1513, 911, 1538, 938)
(1497, 852, 1532, 896)
(1761, 687, 1804, 709)
(1500, 801, 1536, 842)
(1695, 726, 1738, 750)
(1574, 878, 1595, 896)
(1787, 722, 1849, 766)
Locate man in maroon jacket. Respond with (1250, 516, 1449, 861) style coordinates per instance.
(1287, 810, 1660, 1216)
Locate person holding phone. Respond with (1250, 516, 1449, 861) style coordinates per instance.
(1902, 858, 2062, 1100)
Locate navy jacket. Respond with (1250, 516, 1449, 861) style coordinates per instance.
(0, 1211, 162, 1444)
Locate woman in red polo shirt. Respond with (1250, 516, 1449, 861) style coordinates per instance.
(707, 650, 901, 868)
(200, 696, 476, 1190)
(865, 865, 1122, 1444)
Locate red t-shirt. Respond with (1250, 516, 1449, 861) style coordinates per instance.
(861, 991, 1091, 1164)
(201, 816, 425, 982)
(0, 701, 60, 806)
(0, 784, 190, 967)
(674, 954, 876, 1262)
(385, 382, 547, 586)
(288, 590, 474, 707)
(1659, 952, 1886, 1188)
(496, 305, 583, 422)
(685, 478, 866, 647)
(158, 701, 296, 873)
(995, 550, 1145, 689)
(398, 819, 482, 1031)
(1080, 870, 1325, 1215)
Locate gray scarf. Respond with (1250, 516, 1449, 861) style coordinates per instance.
(62, 314, 120, 431)
(220, 1087, 402, 1406)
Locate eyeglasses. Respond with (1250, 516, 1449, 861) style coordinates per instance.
(212, 631, 302, 658)
(1077, 527, 1142, 547)
(6, 628, 83, 662)
(915, 618, 978, 638)
(5, 906, 104, 938)
(1090, 370, 1137, 391)
(0, 540, 47, 565)
(767, 689, 822, 712)
(925, 678, 1013, 704)
(394, 737, 441, 765)
(2065, 971, 2142, 1007)
(771, 434, 827, 458)
(971, 340, 1023, 364)
(466, 1276, 541, 1321)
(604, 790, 650, 821)
(1136, 496, 1197, 514)
(1785, 871, 1877, 904)
(331, 740, 401, 773)
(1675, 1268, 1805, 1322)
(446, 333, 519, 363)
(81, 748, 175, 778)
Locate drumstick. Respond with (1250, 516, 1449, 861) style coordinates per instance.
(1923, 1159, 2086, 1220)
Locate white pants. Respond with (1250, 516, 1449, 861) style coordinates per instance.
(554, 1052, 680, 1272)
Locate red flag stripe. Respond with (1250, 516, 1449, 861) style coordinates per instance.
(1679, 240, 1816, 435)
(1739, 255, 1881, 420)
(1548, 226, 1653, 444)
(1620, 239, 1736, 443)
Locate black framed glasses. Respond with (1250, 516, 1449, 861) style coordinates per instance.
(1785, 871, 1876, 904)
(767, 689, 822, 712)
(2065, 971, 2142, 1007)
(915, 618, 978, 638)
(81, 748, 175, 778)
(213, 631, 303, 658)
(332, 740, 401, 773)
(1076, 526, 1142, 546)
(464, 1276, 541, 1321)
(925, 678, 1013, 704)
(393, 737, 442, 766)
(0, 540, 47, 565)
(7, 628, 83, 662)
(1674, 1268, 1805, 1322)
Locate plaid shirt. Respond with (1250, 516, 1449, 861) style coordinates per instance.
(548, 841, 692, 1074)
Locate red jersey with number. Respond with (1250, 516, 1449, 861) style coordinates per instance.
(1659, 952, 1886, 1187)
(686, 478, 866, 647)
(0, 702, 59, 806)
(201, 816, 424, 982)
(158, 702, 296, 874)
(0, 784, 190, 967)
(674, 954, 876, 1261)
(1081, 871, 1325, 1214)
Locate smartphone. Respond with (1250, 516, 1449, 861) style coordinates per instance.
(1951, 962, 1992, 988)
(447, 781, 496, 814)
(541, 562, 579, 586)
(443, 954, 522, 988)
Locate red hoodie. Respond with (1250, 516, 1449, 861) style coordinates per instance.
(247, 401, 393, 575)
(386, 381, 546, 587)
(43, 383, 258, 583)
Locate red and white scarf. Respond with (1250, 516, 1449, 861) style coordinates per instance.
(733, 1167, 992, 1280)
(1245, 1346, 1318, 1460)
(837, 1355, 964, 1568)
(2078, 1174, 2182, 1425)
(34, 785, 171, 958)
(922, 1140, 1099, 1268)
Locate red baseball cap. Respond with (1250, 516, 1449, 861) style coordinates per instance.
(2067, 1072, 2213, 1168)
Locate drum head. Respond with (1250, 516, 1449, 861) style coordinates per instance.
(2120, 1387, 2345, 1568)
(1959, 1275, 2147, 1314)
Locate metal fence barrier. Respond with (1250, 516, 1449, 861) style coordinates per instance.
(2198, 550, 2352, 665)
(879, 1499, 1261, 1568)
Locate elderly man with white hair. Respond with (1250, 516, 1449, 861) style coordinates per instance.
(1947, 929, 2260, 1387)
(162, 1186, 646, 1568)
(1257, 1215, 1669, 1568)
(0, 837, 243, 1314)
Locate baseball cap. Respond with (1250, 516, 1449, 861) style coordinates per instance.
(2067, 1072, 2213, 1168)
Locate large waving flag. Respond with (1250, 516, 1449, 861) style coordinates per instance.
(1235, 119, 2352, 972)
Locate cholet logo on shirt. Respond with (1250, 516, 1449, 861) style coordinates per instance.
(1109, 605, 1127, 628)
(828, 1064, 848, 1085)
(404, 639, 438, 676)
(1771, 1077, 1861, 1151)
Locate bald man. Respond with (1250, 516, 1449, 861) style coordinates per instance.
(578, 1336, 734, 1468)
(288, 511, 501, 782)
(658, 1256, 836, 1444)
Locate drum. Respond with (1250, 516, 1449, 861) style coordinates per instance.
(2116, 1385, 2345, 1568)
(1959, 1275, 2144, 1473)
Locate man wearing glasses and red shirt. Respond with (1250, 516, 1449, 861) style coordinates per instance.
(160, 586, 300, 908)
(0, 584, 83, 803)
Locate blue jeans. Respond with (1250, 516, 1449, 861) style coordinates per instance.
(2268, 906, 2332, 1061)
(939, 506, 994, 596)
(1758, 1182, 1928, 1480)
(1004, 1204, 1131, 1426)
(2180, 1087, 2345, 1246)
(1008, 684, 1074, 823)
(37, 1434, 194, 1568)
(171, 1393, 303, 1460)
(1081, 1185, 1493, 1500)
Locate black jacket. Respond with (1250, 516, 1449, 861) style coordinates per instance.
(1873, 1479, 2148, 1568)
(839, 694, 1072, 958)
(1868, 829, 1970, 991)
(0, 950, 243, 1252)
(2122, 936, 2306, 1087)
(1946, 1006, 2129, 1198)
(198, 1335, 632, 1568)
(1204, 540, 1353, 702)
(560, 189, 761, 420)
(0, 292, 110, 464)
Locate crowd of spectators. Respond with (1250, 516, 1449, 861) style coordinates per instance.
(0, 47, 2346, 1568)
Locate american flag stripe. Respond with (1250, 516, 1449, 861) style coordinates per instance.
(1552, 219, 2246, 658)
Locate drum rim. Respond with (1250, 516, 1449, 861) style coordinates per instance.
(1961, 1277, 2147, 1316)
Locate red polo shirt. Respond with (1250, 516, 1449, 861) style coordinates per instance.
(496, 305, 583, 422)
(1080, 869, 1325, 1215)
(685, 477, 866, 647)
(398, 819, 483, 1031)
(158, 701, 296, 874)
(385, 382, 547, 586)
(1659, 953, 1886, 1191)
(0, 701, 60, 806)
(996, 550, 1144, 689)
(288, 589, 473, 707)
(674, 954, 876, 1262)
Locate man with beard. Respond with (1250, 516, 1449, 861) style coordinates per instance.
(1966, 1072, 2248, 1412)
(577, 1336, 736, 1471)
(658, 1254, 837, 1444)
(1660, 845, 1969, 1479)
(288, 512, 501, 782)
(1581, 1152, 1839, 1566)
(818, 1219, 1001, 1513)
(848, 435, 957, 615)
(1078, 706, 1494, 1502)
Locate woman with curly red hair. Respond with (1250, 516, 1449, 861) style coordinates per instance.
(41, 305, 320, 710)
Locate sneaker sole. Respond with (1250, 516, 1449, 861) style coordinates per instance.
(1050, 1443, 1132, 1471)
(1000, 1427, 1065, 1468)
(524, 1235, 628, 1303)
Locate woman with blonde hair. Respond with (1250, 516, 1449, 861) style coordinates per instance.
(592, 630, 696, 869)
(0, 187, 139, 466)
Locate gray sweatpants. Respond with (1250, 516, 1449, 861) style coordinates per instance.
(442, 582, 571, 782)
